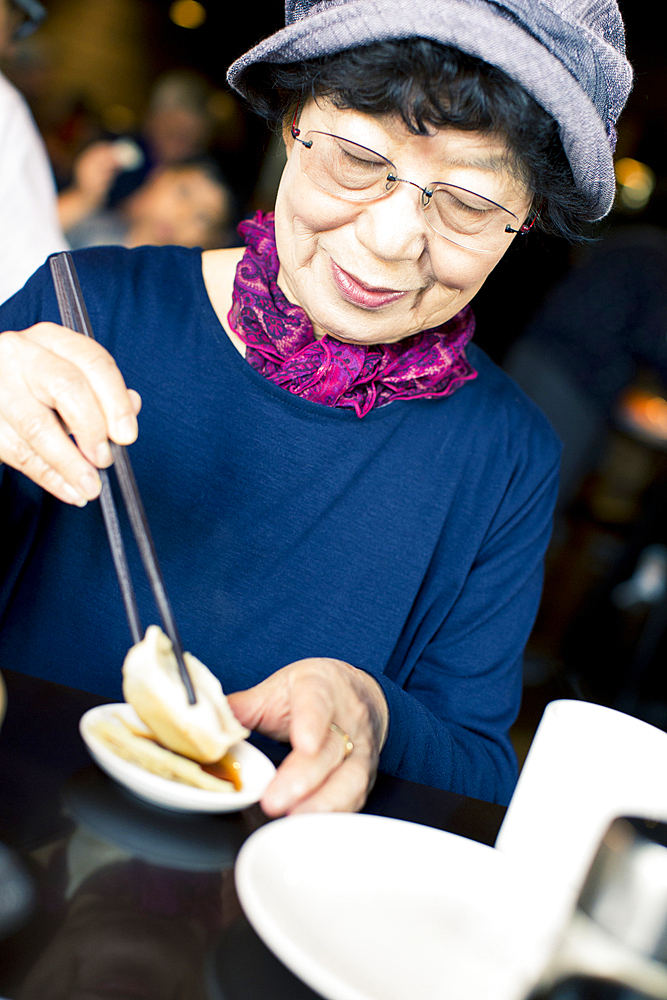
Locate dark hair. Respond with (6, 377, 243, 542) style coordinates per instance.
(160, 155, 239, 230)
(243, 38, 592, 241)
(163, 155, 230, 193)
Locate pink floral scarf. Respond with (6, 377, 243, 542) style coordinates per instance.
(227, 211, 477, 417)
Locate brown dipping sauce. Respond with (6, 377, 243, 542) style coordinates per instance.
(201, 753, 243, 791)
(139, 730, 243, 791)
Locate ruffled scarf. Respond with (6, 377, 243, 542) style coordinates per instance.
(227, 212, 477, 417)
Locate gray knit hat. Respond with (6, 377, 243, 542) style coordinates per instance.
(227, 0, 633, 220)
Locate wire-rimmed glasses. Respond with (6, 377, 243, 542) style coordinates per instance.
(291, 113, 536, 254)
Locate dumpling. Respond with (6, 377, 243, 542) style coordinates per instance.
(122, 625, 249, 764)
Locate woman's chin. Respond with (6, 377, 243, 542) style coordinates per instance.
(312, 305, 455, 345)
(326, 329, 415, 346)
(315, 321, 409, 346)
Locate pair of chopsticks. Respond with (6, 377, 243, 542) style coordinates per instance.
(49, 252, 196, 705)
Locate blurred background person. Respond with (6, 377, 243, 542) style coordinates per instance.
(55, 65, 237, 250)
(106, 68, 218, 207)
(0, 0, 66, 304)
(65, 155, 235, 250)
(56, 136, 139, 235)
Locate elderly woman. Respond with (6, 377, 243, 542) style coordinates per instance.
(0, 0, 631, 814)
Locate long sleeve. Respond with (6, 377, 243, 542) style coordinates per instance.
(0, 73, 68, 306)
(376, 434, 559, 805)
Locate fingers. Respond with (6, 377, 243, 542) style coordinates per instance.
(260, 722, 347, 815)
(230, 658, 389, 817)
(128, 389, 143, 416)
(0, 407, 98, 506)
(227, 676, 292, 739)
(261, 729, 370, 816)
(0, 323, 140, 505)
(25, 324, 140, 448)
(288, 755, 372, 814)
(287, 661, 340, 756)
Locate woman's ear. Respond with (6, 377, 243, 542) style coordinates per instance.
(283, 97, 309, 160)
(520, 200, 540, 234)
(282, 117, 295, 161)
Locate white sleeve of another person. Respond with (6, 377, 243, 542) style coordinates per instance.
(0, 70, 68, 306)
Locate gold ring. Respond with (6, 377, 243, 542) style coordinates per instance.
(330, 722, 354, 759)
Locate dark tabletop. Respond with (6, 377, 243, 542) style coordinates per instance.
(0, 669, 505, 1000)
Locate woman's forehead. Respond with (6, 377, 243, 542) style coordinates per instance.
(301, 96, 528, 192)
(306, 97, 510, 156)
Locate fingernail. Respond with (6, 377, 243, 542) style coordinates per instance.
(261, 787, 286, 815)
(261, 795, 285, 817)
(115, 415, 137, 443)
(96, 441, 113, 466)
(63, 484, 88, 508)
(80, 472, 101, 499)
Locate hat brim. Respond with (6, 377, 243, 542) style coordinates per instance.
(227, 0, 617, 219)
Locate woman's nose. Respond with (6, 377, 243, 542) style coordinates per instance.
(355, 182, 429, 261)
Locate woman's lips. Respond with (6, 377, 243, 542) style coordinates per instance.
(330, 259, 409, 309)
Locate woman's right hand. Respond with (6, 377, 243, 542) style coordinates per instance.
(0, 322, 141, 506)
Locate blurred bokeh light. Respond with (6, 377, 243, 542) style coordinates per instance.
(168, 0, 206, 29)
(615, 157, 657, 211)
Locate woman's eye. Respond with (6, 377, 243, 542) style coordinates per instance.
(461, 204, 488, 217)
(341, 150, 384, 170)
(435, 188, 494, 216)
(335, 140, 387, 170)
(451, 196, 490, 215)
(350, 154, 379, 168)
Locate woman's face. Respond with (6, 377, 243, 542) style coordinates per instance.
(274, 98, 533, 345)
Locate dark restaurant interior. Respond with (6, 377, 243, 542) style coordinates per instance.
(6, 0, 665, 763)
(1, 2, 667, 998)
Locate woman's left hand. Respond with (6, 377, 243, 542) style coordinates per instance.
(227, 658, 389, 816)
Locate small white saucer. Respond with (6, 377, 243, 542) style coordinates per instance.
(80, 703, 276, 813)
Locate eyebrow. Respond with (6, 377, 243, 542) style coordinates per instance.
(443, 153, 512, 174)
(352, 136, 511, 175)
(328, 120, 524, 181)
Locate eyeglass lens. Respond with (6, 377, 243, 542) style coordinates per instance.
(298, 131, 520, 252)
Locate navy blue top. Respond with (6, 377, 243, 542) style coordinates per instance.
(0, 246, 560, 805)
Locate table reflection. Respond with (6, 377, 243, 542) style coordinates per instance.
(1, 762, 316, 1000)
(0, 670, 503, 1000)
(17, 859, 217, 999)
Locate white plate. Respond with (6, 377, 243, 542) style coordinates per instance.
(80, 703, 276, 813)
(235, 812, 562, 1000)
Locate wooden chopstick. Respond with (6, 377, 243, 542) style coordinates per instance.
(49, 252, 197, 705)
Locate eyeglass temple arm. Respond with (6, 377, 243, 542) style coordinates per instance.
(291, 99, 313, 147)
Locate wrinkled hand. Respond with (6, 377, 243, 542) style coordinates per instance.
(0, 322, 141, 505)
(228, 658, 389, 816)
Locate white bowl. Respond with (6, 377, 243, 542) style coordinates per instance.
(236, 813, 562, 1000)
(80, 703, 276, 813)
